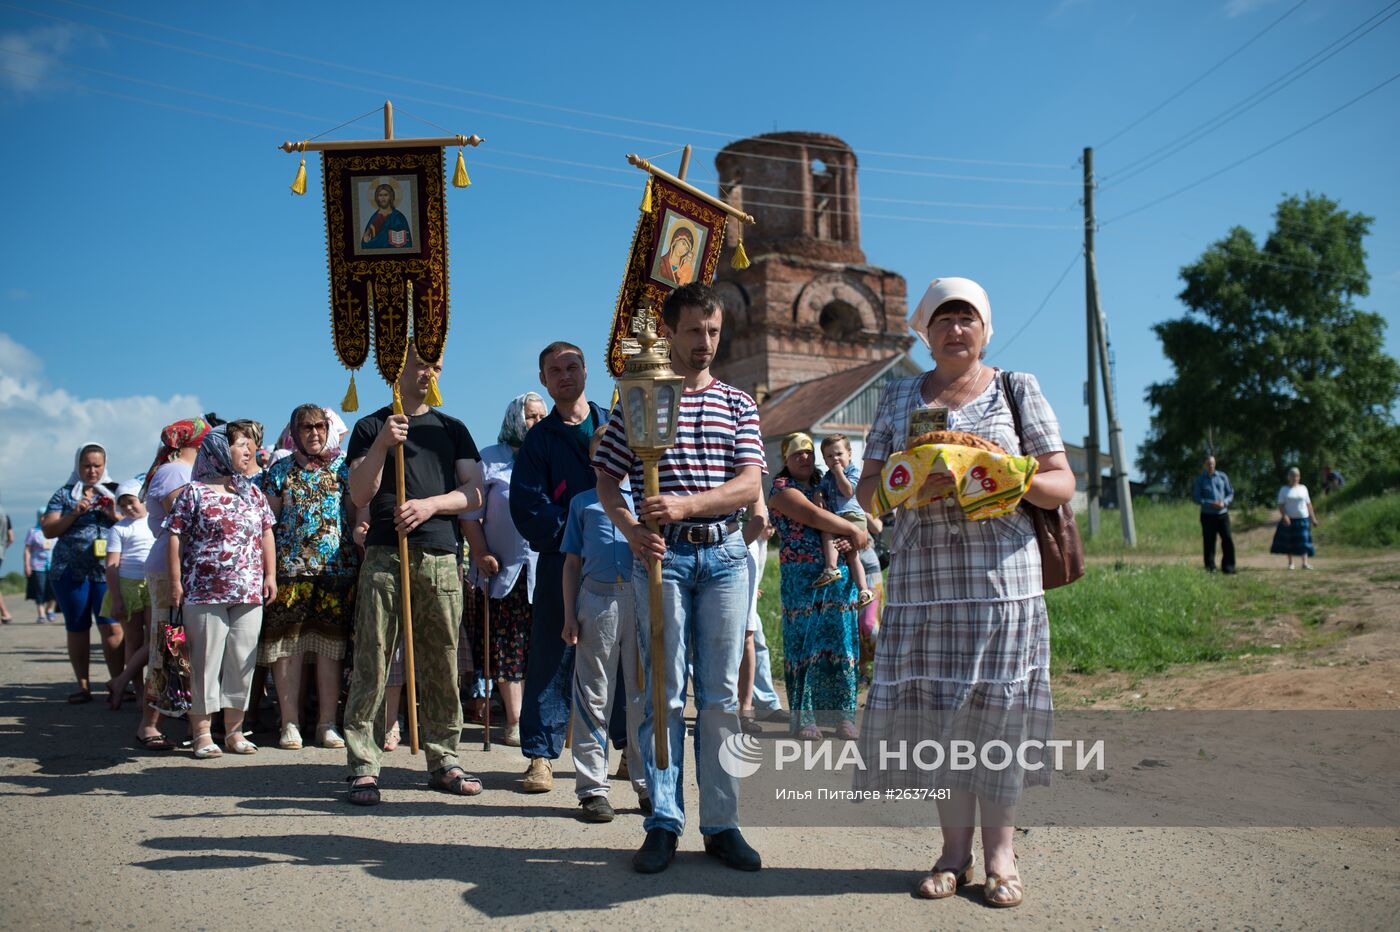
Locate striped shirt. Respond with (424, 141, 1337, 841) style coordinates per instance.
(592, 379, 766, 508)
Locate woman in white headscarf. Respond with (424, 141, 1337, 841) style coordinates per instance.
(854, 278, 1076, 908)
(42, 442, 123, 703)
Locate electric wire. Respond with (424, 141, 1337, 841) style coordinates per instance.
(991, 252, 1083, 356)
(1102, 69, 1400, 225)
(1095, 0, 1308, 149)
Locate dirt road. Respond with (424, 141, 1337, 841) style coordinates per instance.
(1, 600, 1397, 930)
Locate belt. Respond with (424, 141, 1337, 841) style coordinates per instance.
(662, 517, 741, 546)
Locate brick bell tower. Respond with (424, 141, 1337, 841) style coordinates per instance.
(711, 131, 913, 403)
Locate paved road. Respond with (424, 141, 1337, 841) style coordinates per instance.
(1, 610, 1396, 930)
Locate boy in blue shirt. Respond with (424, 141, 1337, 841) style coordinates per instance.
(814, 434, 873, 605)
(561, 427, 649, 822)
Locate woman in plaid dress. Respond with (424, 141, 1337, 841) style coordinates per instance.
(854, 278, 1076, 908)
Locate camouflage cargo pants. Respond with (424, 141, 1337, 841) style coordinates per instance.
(345, 544, 463, 776)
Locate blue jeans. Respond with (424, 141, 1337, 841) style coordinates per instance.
(53, 569, 116, 634)
(520, 552, 574, 760)
(633, 529, 749, 837)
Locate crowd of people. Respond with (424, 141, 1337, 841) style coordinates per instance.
(18, 277, 1079, 907)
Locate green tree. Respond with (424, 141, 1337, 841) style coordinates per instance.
(1139, 194, 1400, 502)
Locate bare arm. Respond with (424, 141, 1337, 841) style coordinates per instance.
(261, 528, 278, 605)
(168, 534, 183, 606)
(347, 416, 406, 509)
(743, 491, 772, 546)
(636, 465, 764, 526)
(770, 487, 869, 549)
(561, 553, 582, 646)
(829, 465, 855, 498)
(1023, 451, 1075, 509)
(461, 515, 498, 577)
(105, 547, 125, 620)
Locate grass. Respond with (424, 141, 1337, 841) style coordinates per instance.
(0, 572, 24, 596)
(1082, 500, 1269, 558)
(1317, 492, 1400, 549)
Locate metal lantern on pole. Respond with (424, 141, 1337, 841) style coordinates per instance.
(617, 306, 683, 769)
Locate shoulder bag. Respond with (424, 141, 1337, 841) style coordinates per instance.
(1000, 371, 1085, 589)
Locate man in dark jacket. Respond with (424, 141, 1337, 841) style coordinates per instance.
(510, 341, 608, 793)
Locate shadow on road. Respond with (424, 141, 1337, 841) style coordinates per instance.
(132, 833, 915, 915)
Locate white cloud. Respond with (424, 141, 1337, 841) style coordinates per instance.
(0, 332, 201, 561)
(1224, 0, 1280, 18)
(0, 24, 101, 98)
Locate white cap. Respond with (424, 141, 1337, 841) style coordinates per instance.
(909, 277, 993, 350)
(115, 479, 143, 501)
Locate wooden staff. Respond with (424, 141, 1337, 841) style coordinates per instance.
(481, 584, 491, 752)
(641, 450, 669, 770)
(392, 384, 421, 756)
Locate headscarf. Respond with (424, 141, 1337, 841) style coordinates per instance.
(283, 405, 343, 469)
(498, 391, 546, 448)
(909, 277, 994, 350)
(67, 442, 116, 502)
(191, 426, 257, 502)
(140, 417, 212, 499)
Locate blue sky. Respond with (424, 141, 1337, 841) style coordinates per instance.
(2, 0, 1398, 568)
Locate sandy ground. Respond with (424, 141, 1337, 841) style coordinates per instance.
(2, 593, 1398, 930)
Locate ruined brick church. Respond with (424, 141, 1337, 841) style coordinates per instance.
(710, 131, 921, 462)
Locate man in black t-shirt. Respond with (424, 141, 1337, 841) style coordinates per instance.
(342, 346, 485, 806)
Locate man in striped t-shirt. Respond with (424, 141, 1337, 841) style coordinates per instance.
(594, 282, 766, 875)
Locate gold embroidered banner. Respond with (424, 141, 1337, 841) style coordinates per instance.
(606, 176, 730, 377)
(323, 146, 450, 386)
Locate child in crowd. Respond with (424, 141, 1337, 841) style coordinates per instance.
(813, 434, 873, 606)
(560, 427, 648, 823)
(102, 480, 155, 708)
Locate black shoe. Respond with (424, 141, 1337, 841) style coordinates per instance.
(1222, 567, 1237, 575)
(579, 795, 615, 823)
(703, 828, 762, 871)
(632, 828, 678, 874)
(740, 714, 763, 736)
(639, 796, 653, 816)
(758, 708, 790, 724)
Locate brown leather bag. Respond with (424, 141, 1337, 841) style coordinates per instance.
(1000, 371, 1085, 589)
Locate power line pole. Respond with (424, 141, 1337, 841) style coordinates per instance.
(1084, 147, 1138, 547)
(1083, 147, 1101, 538)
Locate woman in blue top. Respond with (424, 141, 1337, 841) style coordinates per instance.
(42, 442, 123, 703)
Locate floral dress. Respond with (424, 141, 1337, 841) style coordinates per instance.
(257, 454, 359, 662)
(770, 473, 859, 730)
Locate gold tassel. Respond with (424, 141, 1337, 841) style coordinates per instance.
(640, 177, 653, 214)
(452, 149, 471, 188)
(392, 382, 404, 416)
(731, 235, 751, 270)
(425, 372, 444, 407)
(290, 157, 307, 196)
(341, 372, 359, 412)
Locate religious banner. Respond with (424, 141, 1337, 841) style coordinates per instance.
(323, 146, 450, 391)
(607, 171, 749, 377)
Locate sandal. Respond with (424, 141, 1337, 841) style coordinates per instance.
(983, 872, 1023, 908)
(795, 725, 823, 741)
(430, 765, 483, 797)
(857, 589, 875, 607)
(192, 732, 223, 760)
(916, 852, 975, 899)
(67, 689, 93, 704)
(382, 721, 401, 752)
(811, 568, 842, 589)
(347, 776, 381, 807)
(136, 732, 175, 751)
(224, 733, 259, 755)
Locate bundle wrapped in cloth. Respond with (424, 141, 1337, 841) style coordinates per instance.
(875, 431, 1038, 520)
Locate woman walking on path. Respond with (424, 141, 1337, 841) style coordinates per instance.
(461, 392, 546, 745)
(258, 404, 360, 751)
(167, 423, 277, 759)
(24, 513, 57, 622)
(767, 431, 865, 741)
(42, 443, 123, 703)
(854, 278, 1075, 908)
(1271, 466, 1319, 570)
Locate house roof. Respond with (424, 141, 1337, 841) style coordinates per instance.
(759, 355, 911, 436)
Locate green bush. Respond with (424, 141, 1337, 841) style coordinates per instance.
(1318, 492, 1400, 548)
(1318, 466, 1400, 511)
